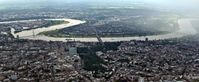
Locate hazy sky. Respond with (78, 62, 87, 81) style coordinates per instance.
(0, 0, 198, 6)
(0, 0, 198, 11)
(0, 0, 198, 3)
(0, 0, 198, 5)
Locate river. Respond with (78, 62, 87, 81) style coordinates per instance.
(2, 18, 197, 42)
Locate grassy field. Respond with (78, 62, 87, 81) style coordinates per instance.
(38, 29, 65, 37)
(41, 20, 69, 27)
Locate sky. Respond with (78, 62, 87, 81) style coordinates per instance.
(0, 0, 198, 4)
(0, 0, 198, 5)
(0, 0, 199, 11)
(0, 0, 198, 6)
